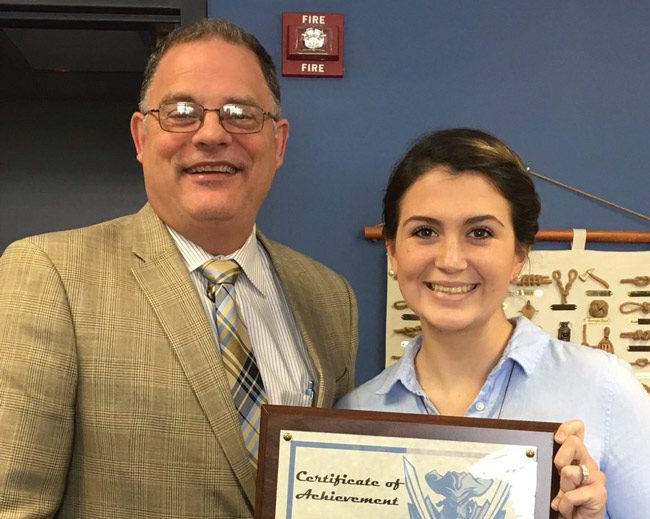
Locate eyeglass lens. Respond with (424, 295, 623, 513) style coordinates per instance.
(159, 102, 265, 133)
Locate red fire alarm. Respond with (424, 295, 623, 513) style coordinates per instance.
(281, 12, 344, 77)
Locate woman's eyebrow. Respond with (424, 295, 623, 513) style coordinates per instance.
(465, 214, 506, 227)
(402, 215, 441, 226)
(402, 214, 505, 227)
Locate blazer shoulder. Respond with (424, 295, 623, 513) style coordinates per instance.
(2, 204, 174, 266)
(256, 230, 358, 333)
(5, 213, 138, 256)
(257, 232, 346, 282)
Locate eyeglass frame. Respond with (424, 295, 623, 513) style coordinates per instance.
(142, 101, 279, 135)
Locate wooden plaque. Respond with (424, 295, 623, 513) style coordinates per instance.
(255, 405, 560, 518)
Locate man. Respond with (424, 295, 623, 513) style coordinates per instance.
(0, 19, 357, 518)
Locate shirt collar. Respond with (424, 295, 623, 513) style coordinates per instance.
(376, 336, 425, 396)
(501, 316, 548, 376)
(375, 316, 543, 397)
(166, 225, 268, 296)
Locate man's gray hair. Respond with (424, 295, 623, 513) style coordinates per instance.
(139, 18, 281, 115)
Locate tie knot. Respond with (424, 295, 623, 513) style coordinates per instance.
(200, 259, 241, 286)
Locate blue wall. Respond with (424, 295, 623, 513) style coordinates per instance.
(218, 2, 649, 385)
(2, 3, 646, 387)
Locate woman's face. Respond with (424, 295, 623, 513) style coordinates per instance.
(387, 167, 527, 335)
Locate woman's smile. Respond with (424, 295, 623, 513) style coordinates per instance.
(425, 282, 478, 295)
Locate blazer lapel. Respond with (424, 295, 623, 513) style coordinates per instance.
(129, 205, 256, 505)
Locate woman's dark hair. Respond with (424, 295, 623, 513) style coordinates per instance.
(139, 18, 281, 114)
(382, 128, 541, 248)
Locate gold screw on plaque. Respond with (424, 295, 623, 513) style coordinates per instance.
(283, 432, 293, 441)
(526, 449, 536, 458)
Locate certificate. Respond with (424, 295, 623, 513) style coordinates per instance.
(255, 406, 560, 518)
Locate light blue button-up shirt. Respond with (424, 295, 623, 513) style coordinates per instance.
(336, 317, 650, 518)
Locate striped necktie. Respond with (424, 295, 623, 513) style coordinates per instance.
(200, 259, 267, 469)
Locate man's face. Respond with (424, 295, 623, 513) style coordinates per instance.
(130, 38, 289, 249)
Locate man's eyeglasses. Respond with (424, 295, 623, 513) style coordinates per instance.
(143, 101, 278, 134)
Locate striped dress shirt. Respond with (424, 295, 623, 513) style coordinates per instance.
(168, 226, 316, 407)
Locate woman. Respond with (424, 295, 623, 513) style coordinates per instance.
(337, 128, 650, 518)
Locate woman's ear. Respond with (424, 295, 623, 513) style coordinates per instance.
(386, 239, 398, 279)
(511, 244, 531, 282)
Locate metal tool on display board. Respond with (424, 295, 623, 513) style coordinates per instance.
(578, 268, 610, 288)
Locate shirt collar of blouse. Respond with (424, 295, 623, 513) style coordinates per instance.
(377, 317, 543, 397)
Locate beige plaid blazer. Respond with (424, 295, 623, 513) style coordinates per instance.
(0, 204, 358, 518)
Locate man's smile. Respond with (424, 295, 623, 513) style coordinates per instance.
(183, 162, 241, 174)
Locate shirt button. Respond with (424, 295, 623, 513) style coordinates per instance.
(475, 401, 485, 411)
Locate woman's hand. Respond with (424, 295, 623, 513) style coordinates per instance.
(551, 420, 607, 518)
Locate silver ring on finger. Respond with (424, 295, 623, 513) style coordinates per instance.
(579, 463, 590, 486)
